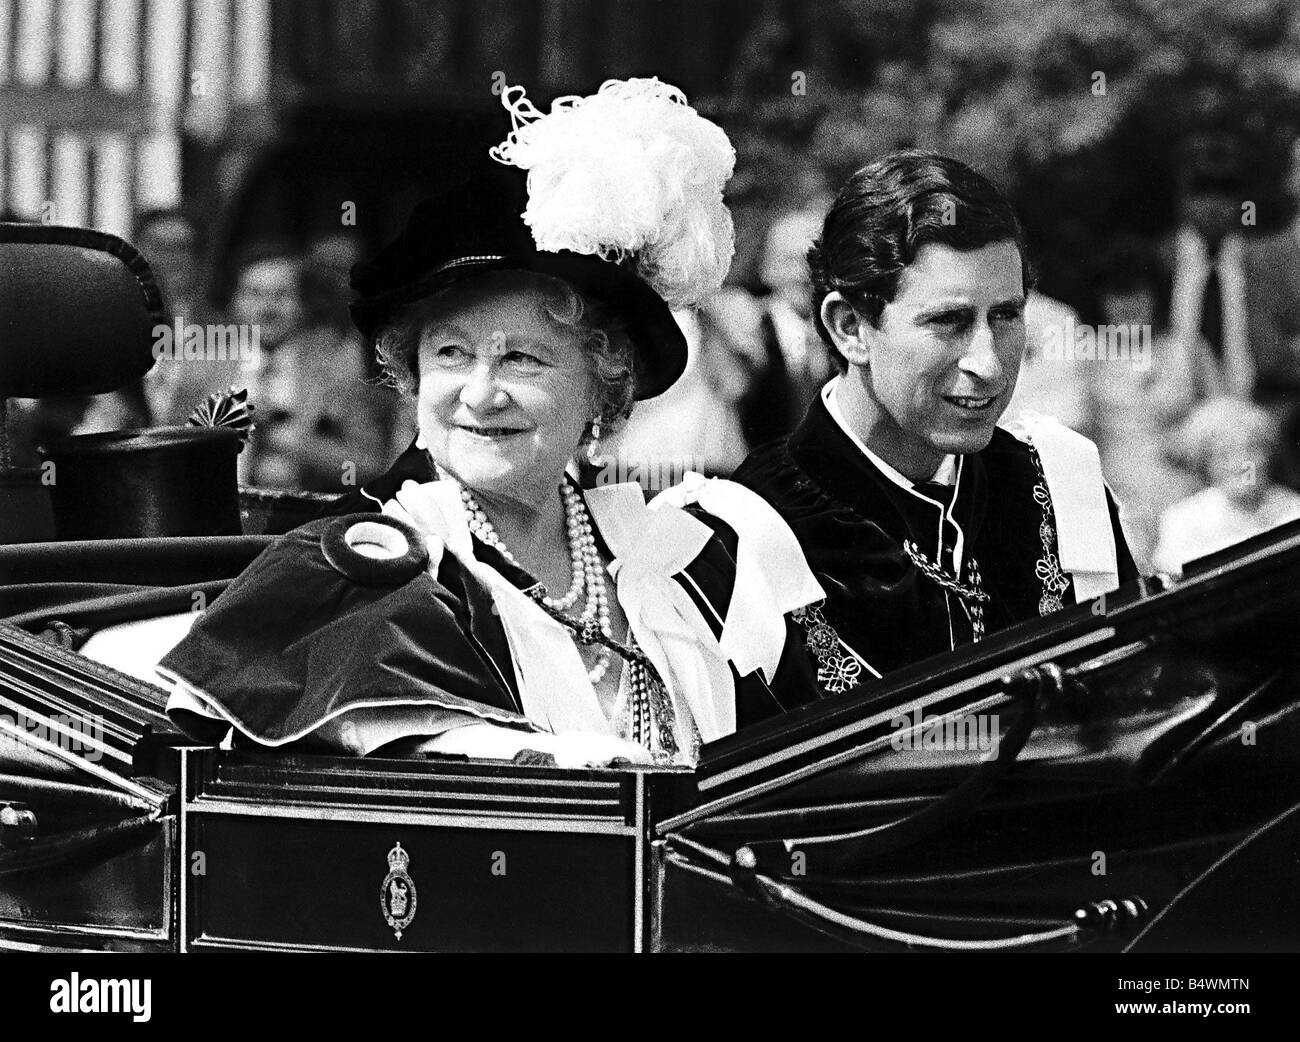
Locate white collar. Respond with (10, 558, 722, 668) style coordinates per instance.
(387, 476, 735, 745)
(823, 376, 958, 489)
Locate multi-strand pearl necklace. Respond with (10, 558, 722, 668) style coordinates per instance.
(458, 481, 615, 684)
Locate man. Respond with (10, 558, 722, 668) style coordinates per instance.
(145, 239, 300, 433)
(1165, 131, 1300, 411)
(78, 207, 210, 433)
(254, 249, 408, 492)
(1256, 137, 1300, 488)
(742, 208, 836, 447)
(1165, 131, 1259, 400)
(731, 150, 1137, 691)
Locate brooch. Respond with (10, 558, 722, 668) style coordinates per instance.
(381, 841, 418, 941)
(792, 600, 863, 693)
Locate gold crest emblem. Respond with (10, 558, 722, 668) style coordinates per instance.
(380, 841, 417, 940)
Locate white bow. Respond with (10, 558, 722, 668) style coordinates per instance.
(649, 473, 825, 680)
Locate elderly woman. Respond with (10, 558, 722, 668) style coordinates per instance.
(157, 80, 827, 767)
(1151, 397, 1300, 576)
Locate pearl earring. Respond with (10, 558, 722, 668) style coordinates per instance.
(585, 418, 603, 466)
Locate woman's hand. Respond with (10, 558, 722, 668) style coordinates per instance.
(423, 722, 651, 767)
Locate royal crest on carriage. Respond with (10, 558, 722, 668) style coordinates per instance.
(380, 841, 418, 940)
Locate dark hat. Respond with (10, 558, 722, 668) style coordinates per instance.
(348, 164, 688, 400)
(40, 427, 242, 540)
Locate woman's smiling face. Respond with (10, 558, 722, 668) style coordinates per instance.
(416, 274, 600, 508)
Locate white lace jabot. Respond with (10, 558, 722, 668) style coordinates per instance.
(384, 477, 823, 745)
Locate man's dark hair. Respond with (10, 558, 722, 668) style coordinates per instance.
(808, 150, 1033, 370)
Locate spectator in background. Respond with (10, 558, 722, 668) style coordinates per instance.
(1077, 237, 1221, 570)
(225, 240, 304, 351)
(697, 285, 770, 465)
(188, 240, 304, 484)
(305, 229, 417, 462)
(742, 208, 835, 448)
(131, 207, 215, 425)
(1165, 130, 1295, 402)
(77, 206, 211, 433)
(306, 230, 365, 287)
(603, 287, 766, 485)
(251, 248, 408, 492)
(1001, 289, 1088, 431)
(144, 238, 299, 436)
(1152, 397, 1300, 576)
(137, 206, 210, 325)
(1248, 136, 1300, 488)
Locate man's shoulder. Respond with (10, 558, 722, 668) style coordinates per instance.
(730, 436, 798, 497)
(985, 424, 1035, 456)
(983, 419, 1113, 509)
(990, 414, 1104, 464)
(979, 424, 1041, 485)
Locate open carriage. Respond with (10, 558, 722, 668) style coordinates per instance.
(4, 223, 1300, 953)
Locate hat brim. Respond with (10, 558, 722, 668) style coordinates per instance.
(350, 251, 686, 401)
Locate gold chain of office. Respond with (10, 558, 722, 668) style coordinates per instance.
(902, 540, 989, 642)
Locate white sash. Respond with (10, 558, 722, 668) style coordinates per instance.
(390, 478, 811, 743)
(648, 472, 825, 680)
(1001, 412, 1120, 602)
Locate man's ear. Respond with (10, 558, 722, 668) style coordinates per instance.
(819, 292, 877, 367)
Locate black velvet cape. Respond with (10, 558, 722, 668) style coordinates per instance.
(730, 395, 1139, 678)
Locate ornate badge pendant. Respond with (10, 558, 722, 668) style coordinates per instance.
(381, 841, 418, 940)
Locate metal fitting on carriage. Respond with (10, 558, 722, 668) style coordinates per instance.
(0, 801, 38, 846)
(1074, 895, 1149, 932)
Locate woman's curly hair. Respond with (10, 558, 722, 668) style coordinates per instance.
(373, 269, 637, 431)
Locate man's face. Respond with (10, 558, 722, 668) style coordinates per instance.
(138, 217, 198, 304)
(861, 240, 1026, 467)
(229, 258, 302, 347)
(760, 211, 821, 313)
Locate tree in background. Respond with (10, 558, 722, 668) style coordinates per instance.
(710, 0, 1300, 310)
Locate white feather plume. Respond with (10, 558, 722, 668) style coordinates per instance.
(490, 78, 736, 308)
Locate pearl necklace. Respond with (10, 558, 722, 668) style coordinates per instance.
(458, 481, 614, 684)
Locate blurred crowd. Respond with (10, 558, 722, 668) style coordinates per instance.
(9, 127, 1300, 577)
(6, 208, 415, 494)
(1009, 132, 1300, 575)
(619, 128, 1300, 578)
